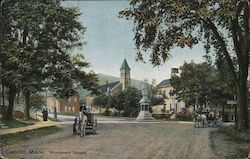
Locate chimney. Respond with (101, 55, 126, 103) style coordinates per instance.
(171, 68, 179, 77)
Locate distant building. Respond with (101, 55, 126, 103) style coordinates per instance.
(157, 68, 185, 115)
(47, 95, 80, 113)
(100, 59, 131, 94)
(86, 59, 131, 107)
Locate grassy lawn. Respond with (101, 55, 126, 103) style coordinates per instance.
(210, 126, 250, 159)
(2, 119, 34, 128)
(0, 126, 61, 146)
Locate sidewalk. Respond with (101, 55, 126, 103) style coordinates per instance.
(0, 120, 57, 136)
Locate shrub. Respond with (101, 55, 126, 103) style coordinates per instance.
(176, 113, 193, 121)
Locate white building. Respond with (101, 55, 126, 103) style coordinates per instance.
(157, 68, 185, 114)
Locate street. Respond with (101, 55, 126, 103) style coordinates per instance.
(2, 117, 217, 159)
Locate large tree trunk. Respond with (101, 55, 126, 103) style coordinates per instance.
(23, 91, 30, 119)
(1, 78, 5, 119)
(236, 75, 249, 130)
(5, 85, 16, 120)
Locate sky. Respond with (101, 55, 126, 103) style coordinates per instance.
(63, 1, 205, 83)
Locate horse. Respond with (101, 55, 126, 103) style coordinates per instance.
(194, 113, 207, 128)
(79, 112, 88, 137)
(73, 112, 88, 136)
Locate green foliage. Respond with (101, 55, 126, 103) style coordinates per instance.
(78, 73, 143, 101)
(119, 1, 248, 69)
(175, 108, 193, 121)
(93, 94, 111, 108)
(48, 54, 99, 98)
(114, 87, 141, 117)
(93, 87, 141, 117)
(0, 0, 99, 119)
(210, 126, 250, 158)
(30, 93, 46, 111)
(176, 113, 193, 121)
(2, 119, 33, 128)
(171, 61, 234, 107)
(216, 126, 250, 143)
(93, 93, 115, 116)
(144, 80, 165, 106)
(120, 0, 249, 129)
(0, 126, 61, 146)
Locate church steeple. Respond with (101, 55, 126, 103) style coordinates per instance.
(120, 59, 130, 70)
(120, 59, 131, 91)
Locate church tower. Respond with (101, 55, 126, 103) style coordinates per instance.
(120, 59, 131, 91)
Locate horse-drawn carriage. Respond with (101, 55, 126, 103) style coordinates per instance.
(73, 112, 97, 136)
(194, 112, 223, 128)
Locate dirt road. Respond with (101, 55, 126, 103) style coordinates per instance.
(2, 120, 217, 159)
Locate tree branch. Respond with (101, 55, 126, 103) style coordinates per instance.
(232, 1, 245, 68)
(203, 18, 238, 82)
(232, 19, 243, 67)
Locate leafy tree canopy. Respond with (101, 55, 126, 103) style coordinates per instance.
(120, 0, 249, 129)
(93, 87, 141, 117)
(0, 0, 99, 119)
(171, 61, 234, 108)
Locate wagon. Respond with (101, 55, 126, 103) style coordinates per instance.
(85, 113, 98, 134)
(194, 112, 223, 128)
(207, 116, 223, 127)
(73, 112, 97, 135)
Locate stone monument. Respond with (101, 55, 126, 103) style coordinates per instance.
(136, 83, 154, 120)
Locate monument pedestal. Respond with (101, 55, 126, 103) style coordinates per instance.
(136, 110, 154, 120)
(136, 82, 154, 120)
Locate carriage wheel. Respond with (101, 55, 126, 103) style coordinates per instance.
(93, 119, 97, 134)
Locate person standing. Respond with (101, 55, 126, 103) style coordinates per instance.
(42, 105, 48, 121)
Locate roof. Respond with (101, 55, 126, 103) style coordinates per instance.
(100, 81, 120, 93)
(157, 79, 171, 87)
(120, 59, 130, 70)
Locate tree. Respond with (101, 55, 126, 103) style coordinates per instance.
(48, 54, 99, 99)
(171, 61, 234, 109)
(144, 79, 165, 106)
(120, 0, 249, 130)
(114, 87, 141, 117)
(1, 0, 99, 120)
(30, 93, 46, 111)
(93, 94, 114, 116)
(93, 87, 141, 117)
(171, 62, 209, 108)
